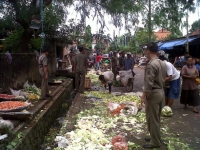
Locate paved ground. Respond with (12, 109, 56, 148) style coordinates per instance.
(118, 67, 200, 150)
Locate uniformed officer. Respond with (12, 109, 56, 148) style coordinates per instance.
(141, 43, 167, 149)
(38, 46, 50, 100)
(74, 46, 88, 93)
(111, 51, 118, 80)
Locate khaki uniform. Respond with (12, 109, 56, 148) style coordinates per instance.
(111, 56, 118, 80)
(144, 57, 167, 146)
(38, 54, 49, 99)
(119, 56, 124, 69)
(75, 53, 87, 93)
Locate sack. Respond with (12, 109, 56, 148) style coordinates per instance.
(195, 78, 200, 85)
(9, 88, 21, 96)
(119, 70, 133, 86)
(23, 81, 30, 89)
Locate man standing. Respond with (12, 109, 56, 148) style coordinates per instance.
(141, 43, 167, 149)
(38, 46, 50, 100)
(158, 51, 180, 107)
(99, 71, 114, 93)
(111, 51, 118, 80)
(124, 52, 135, 76)
(119, 51, 125, 70)
(74, 46, 87, 93)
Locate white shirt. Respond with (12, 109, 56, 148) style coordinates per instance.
(164, 60, 180, 81)
(103, 71, 114, 83)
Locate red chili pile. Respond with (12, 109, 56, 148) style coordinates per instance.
(0, 94, 15, 99)
(0, 101, 27, 110)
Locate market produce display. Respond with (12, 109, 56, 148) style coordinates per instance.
(23, 85, 41, 100)
(0, 101, 30, 112)
(161, 106, 173, 117)
(55, 91, 144, 149)
(0, 94, 15, 99)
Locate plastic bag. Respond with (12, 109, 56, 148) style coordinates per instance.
(116, 75, 120, 81)
(107, 102, 125, 116)
(55, 136, 70, 148)
(0, 119, 13, 130)
(9, 88, 21, 96)
(111, 135, 128, 150)
(23, 81, 30, 89)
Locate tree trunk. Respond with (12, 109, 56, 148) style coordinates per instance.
(19, 28, 34, 53)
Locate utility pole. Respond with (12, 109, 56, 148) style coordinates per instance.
(148, 0, 152, 45)
(186, 9, 189, 52)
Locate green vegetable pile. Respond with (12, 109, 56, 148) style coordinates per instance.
(23, 85, 41, 96)
(86, 73, 101, 86)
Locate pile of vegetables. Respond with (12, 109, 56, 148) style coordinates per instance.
(86, 91, 141, 105)
(86, 73, 101, 86)
(0, 94, 15, 99)
(0, 101, 29, 111)
(23, 85, 41, 100)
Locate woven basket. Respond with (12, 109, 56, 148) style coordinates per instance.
(84, 77, 91, 89)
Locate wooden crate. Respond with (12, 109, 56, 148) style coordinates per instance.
(84, 77, 91, 89)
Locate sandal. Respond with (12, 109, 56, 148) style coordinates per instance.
(193, 110, 199, 113)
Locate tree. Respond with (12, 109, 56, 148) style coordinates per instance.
(163, 28, 183, 40)
(0, 0, 73, 52)
(81, 25, 92, 49)
(190, 19, 200, 33)
(128, 28, 156, 53)
(94, 43, 106, 52)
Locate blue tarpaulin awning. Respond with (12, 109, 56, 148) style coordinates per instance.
(158, 36, 198, 51)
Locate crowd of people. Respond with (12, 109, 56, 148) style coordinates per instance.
(38, 44, 200, 149)
(141, 43, 200, 149)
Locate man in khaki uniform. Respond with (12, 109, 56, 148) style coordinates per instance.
(141, 43, 167, 149)
(38, 47, 50, 100)
(111, 51, 118, 80)
(74, 46, 87, 93)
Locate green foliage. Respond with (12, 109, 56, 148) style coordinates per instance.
(163, 28, 183, 40)
(30, 38, 43, 50)
(2, 29, 24, 52)
(128, 28, 156, 53)
(94, 43, 106, 51)
(81, 25, 92, 49)
(189, 19, 200, 33)
(6, 132, 24, 149)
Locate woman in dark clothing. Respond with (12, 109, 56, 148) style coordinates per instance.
(180, 56, 200, 113)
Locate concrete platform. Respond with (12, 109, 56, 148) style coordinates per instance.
(0, 79, 73, 150)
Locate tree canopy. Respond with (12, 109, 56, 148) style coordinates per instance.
(0, 0, 198, 52)
(190, 19, 200, 33)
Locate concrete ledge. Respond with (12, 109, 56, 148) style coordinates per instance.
(0, 79, 72, 150)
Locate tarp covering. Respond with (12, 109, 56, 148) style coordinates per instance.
(158, 36, 199, 50)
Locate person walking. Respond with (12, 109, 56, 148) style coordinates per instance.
(124, 52, 135, 76)
(96, 53, 102, 71)
(38, 46, 50, 100)
(158, 51, 180, 107)
(141, 43, 167, 149)
(111, 51, 118, 80)
(74, 46, 88, 93)
(180, 56, 200, 113)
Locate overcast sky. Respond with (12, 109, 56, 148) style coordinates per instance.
(67, 4, 200, 39)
